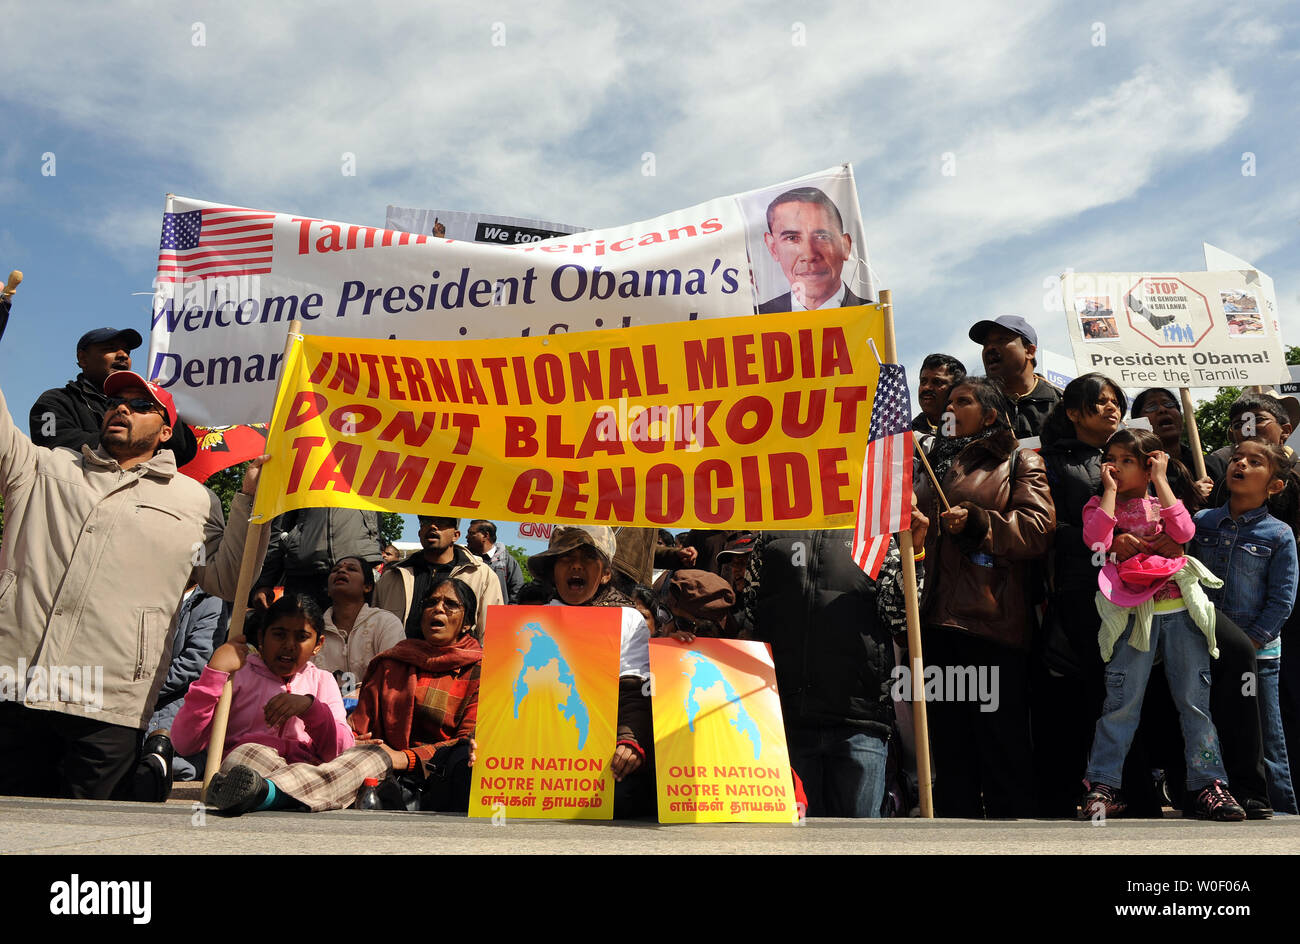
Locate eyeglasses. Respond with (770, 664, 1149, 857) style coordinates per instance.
(665, 611, 698, 633)
(1229, 416, 1277, 431)
(423, 597, 463, 613)
(105, 396, 161, 415)
(1138, 399, 1179, 414)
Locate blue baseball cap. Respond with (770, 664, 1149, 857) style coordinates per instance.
(77, 327, 143, 351)
(969, 315, 1037, 347)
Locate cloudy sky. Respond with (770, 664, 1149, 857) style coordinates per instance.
(2, 1, 1296, 547)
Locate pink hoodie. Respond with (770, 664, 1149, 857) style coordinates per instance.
(172, 652, 354, 764)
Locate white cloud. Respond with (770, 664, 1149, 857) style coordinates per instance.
(871, 66, 1250, 288)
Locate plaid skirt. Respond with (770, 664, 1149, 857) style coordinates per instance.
(219, 743, 391, 812)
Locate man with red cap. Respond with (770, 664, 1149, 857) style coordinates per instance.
(29, 326, 198, 464)
(0, 368, 267, 799)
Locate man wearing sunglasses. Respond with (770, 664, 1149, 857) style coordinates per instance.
(0, 368, 267, 800)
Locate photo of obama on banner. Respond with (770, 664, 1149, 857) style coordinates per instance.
(740, 174, 874, 315)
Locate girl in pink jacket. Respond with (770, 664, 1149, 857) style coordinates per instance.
(174, 595, 387, 813)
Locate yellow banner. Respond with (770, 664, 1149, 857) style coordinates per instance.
(252, 305, 886, 528)
(649, 638, 799, 824)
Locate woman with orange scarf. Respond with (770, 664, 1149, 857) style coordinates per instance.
(350, 576, 482, 812)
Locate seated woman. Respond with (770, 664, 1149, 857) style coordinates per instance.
(316, 556, 406, 687)
(349, 577, 483, 812)
(527, 525, 658, 818)
(914, 376, 1055, 818)
(174, 595, 391, 814)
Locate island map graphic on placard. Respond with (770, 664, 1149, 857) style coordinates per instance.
(512, 622, 591, 749)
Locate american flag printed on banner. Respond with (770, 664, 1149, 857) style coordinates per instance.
(156, 207, 277, 283)
(852, 361, 914, 579)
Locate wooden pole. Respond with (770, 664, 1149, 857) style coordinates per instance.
(1, 270, 21, 299)
(880, 289, 934, 818)
(201, 320, 302, 796)
(913, 439, 952, 512)
(1179, 388, 1207, 480)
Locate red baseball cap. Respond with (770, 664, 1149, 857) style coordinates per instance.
(102, 370, 178, 427)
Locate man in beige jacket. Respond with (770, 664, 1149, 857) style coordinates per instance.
(0, 370, 267, 799)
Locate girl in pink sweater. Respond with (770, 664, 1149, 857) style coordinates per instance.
(1078, 429, 1241, 821)
(174, 595, 386, 813)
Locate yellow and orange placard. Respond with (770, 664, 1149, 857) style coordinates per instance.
(251, 305, 886, 529)
(649, 638, 798, 824)
(469, 605, 621, 820)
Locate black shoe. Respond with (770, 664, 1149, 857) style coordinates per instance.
(206, 765, 268, 816)
(133, 731, 174, 802)
(1244, 798, 1274, 820)
(1190, 780, 1246, 822)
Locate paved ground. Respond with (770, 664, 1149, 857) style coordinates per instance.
(0, 784, 1295, 854)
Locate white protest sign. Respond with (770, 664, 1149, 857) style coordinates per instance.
(148, 165, 873, 424)
(1039, 348, 1077, 391)
(384, 207, 585, 244)
(1279, 365, 1300, 452)
(1061, 270, 1289, 390)
(1203, 243, 1281, 340)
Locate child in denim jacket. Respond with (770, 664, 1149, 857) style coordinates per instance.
(1190, 438, 1299, 815)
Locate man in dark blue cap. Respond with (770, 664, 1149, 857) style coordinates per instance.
(968, 314, 1061, 441)
(29, 326, 197, 463)
(30, 327, 142, 450)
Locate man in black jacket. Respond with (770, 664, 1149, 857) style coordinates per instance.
(29, 326, 197, 463)
(969, 315, 1061, 440)
(743, 507, 927, 817)
(30, 327, 139, 449)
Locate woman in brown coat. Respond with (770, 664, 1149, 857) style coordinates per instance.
(913, 377, 1056, 817)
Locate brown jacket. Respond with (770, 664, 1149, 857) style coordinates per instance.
(914, 428, 1056, 649)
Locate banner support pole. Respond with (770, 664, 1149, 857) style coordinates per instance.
(202, 319, 303, 796)
(880, 289, 934, 818)
(1179, 388, 1208, 480)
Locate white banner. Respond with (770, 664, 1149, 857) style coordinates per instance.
(1060, 270, 1289, 389)
(148, 165, 873, 424)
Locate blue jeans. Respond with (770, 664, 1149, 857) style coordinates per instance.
(787, 725, 888, 817)
(1258, 658, 1298, 813)
(1087, 610, 1226, 793)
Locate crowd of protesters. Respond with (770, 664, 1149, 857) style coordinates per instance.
(0, 305, 1297, 824)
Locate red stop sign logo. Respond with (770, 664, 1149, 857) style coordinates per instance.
(1123, 277, 1213, 347)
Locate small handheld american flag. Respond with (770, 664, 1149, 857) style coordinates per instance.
(852, 357, 914, 579)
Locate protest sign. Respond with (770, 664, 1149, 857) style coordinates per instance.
(384, 206, 585, 244)
(1061, 270, 1289, 388)
(469, 605, 620, 820)
(1039, 349, 1077, 392)
(149, 165, 872, 425)
(1203, 243, 1281, 341)
(649, 638, 798, 824)
(250, 305, 885, 530)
